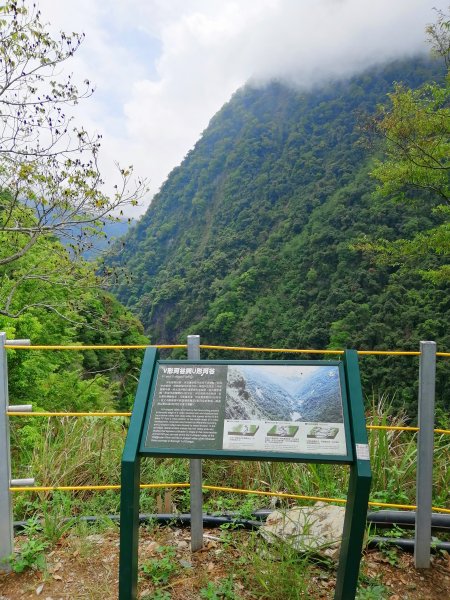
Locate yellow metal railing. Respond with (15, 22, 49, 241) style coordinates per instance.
(5, 342, 450, 515)
(4, 343, 450, 356)
(7, 482, 450, 514)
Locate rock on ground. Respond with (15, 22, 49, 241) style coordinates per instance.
(260, 501, 346, 559)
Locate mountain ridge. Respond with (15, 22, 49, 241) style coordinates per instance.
(106, 56, 450, 412)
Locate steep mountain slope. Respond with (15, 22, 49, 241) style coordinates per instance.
(107, 57, 449, 412)
(226, 366, 296, 421)
(225, 365, 343, 423)
(292, 369, 343, 423)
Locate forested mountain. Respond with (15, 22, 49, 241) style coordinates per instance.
(107, 57, 450, 413)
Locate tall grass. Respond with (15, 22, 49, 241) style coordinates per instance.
(366, 394, 418, 506)
(9, 394, 450, 521)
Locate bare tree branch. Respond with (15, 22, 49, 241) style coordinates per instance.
(0, 1, 148, 320)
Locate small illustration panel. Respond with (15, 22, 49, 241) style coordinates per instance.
(227, 423, 259, 436)
(266, 425, 299, 437)
(307, 426, 339, 440)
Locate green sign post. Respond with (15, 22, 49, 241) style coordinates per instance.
(119, 349, 371, 600)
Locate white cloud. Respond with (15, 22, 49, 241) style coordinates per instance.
(35, 0, 447, 216)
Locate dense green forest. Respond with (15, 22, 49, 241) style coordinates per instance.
(107, 57, 450, 415)
(0, 216, 147, 413)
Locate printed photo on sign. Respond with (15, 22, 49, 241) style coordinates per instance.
(225, 364, 343, 422)
(222, 365, 346, 455)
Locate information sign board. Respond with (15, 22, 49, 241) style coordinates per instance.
(119, 349, 371, 600)
(140, 361, 352, 462)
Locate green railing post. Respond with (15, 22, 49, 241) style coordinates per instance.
(119, 457, 141, 600)
(334, 350, 372, 600)
(119, 348, 158, 600)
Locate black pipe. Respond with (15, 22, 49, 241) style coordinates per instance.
(13, 510, 450, 554)
(13, 512, 265, 532)
(367, 510, 450, 532)
(14, 509, 450, 532)
(368, 536, 450, 553)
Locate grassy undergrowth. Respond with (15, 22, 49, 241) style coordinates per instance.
(6, 393, 450, 599)
(6, 514, 402, 599)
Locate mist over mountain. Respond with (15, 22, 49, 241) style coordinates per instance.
(107, 56, 450, 413)
(61, 219, 134, 260)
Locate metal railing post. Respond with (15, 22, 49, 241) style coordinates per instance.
(0, 333, 13, 571)
(414, 341, 436, 568)
(0, 336, 32, 571)
(188, 334, 203, 551)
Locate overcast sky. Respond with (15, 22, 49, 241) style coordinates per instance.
(37, 0, 448, 217)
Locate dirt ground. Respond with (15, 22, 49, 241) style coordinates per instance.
(0, 526, 449, 599)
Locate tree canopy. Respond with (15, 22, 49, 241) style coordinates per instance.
(0, 1, 149, 410)
(369, 9, 450, 282)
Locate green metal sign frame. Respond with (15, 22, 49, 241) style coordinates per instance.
(119, 349, 371, 600)
(139, 358, 352, 463)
